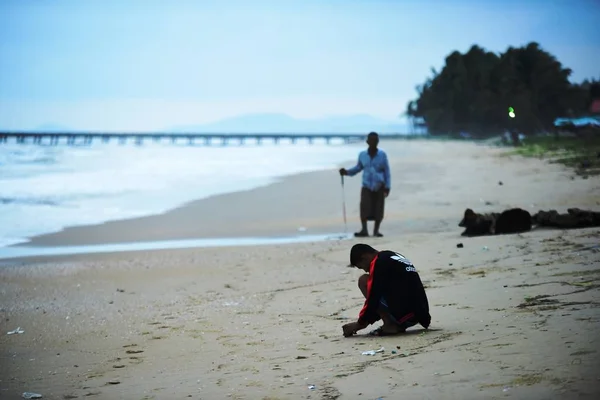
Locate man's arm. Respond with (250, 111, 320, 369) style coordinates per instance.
(382, 152, 391, 191)
(345, 155, 364, 176)
(357, 259, 388, 326)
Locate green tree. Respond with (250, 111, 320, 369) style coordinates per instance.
(407, 42, 591, 137)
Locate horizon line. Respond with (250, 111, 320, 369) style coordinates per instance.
(0, 130, 417, 135)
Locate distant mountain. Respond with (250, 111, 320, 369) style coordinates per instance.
(169, 113, 410, 134)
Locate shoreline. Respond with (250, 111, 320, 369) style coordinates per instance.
(0, 232, 352, 262)
(7, 150, 363, 248)
(2, 139, 367, 249)
(13, 166, 358, 247)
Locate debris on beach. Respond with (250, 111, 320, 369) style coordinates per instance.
(22, 392, 42, 399)
(7, 327, 24, 335)
(456, 243, 464, 248)
(308, 385, 316, 390)
(362, 347, 385, 356)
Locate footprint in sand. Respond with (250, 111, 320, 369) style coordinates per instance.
(86, 372, 105, 379)
(124, 344, 144, 354)
(129, 356, 144, 365)
(160, 312, 177, 320)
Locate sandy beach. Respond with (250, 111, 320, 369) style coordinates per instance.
(1, 139, 599, 400)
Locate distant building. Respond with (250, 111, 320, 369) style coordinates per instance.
(555, 117, 600, 128)
(591, 99, 600, 114)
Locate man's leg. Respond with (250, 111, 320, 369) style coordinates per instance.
(372, 189, 385, 237)
(357, 274, 402, 334)
(359, 218, 368, 234)
(373, 220, 382, 237)
(356, 188, 369, 237)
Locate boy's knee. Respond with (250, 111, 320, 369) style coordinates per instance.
(358, 274, 369, 290)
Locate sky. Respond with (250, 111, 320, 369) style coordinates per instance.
(0, 0, 599, 131)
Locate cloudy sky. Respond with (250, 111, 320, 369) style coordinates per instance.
(0, 0, 598, 131)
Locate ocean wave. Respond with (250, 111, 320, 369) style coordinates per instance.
(0, 197, 64, 207)
(0, 150, 59, 166)
(16, 156, 58, 165)
(0, 191, 119, 207)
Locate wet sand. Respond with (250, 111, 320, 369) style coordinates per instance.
(1, 140, 599, 399)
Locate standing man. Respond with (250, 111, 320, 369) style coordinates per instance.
(339, 132, 391, 237)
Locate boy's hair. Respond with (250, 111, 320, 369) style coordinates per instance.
(349, 243, 378, 267)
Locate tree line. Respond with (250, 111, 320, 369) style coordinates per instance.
(406, 42, 600, 137)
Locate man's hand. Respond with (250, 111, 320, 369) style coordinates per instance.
(339, 168, 347, 176)
(384, 188, 390, 198)
(342, 321, 367, 337)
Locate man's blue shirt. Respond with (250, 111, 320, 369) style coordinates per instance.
(346, 149, 391, 191)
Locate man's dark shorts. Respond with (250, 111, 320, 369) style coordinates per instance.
(360, 187, 385, 221)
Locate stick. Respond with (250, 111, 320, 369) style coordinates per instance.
(341, 175, 348, 234)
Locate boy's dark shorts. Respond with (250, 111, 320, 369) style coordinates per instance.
(380, 297, 428, 330)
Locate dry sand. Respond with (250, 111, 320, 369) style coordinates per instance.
(1, 140, 599, 400)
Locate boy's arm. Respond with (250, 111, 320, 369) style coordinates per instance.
(357, 260, 388, 326)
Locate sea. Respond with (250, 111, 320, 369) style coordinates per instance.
(0, 136, 363, 249)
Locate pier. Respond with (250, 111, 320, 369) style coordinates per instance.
(0, 132, 408, 147)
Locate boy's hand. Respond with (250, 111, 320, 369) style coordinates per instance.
(342, 321, 367, 337)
